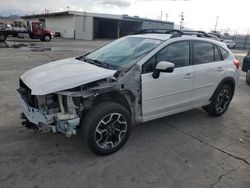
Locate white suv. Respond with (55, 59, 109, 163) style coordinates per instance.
(223, 40, 236, 49)
(17, 30, 240, 155)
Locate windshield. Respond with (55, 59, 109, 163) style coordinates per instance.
(84, 37, 162, 70)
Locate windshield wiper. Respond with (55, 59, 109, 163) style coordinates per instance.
(84, 58, 109, 68)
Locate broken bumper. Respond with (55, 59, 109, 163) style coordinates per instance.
(16, 90, 80, 136)
(16, 90, 55, 125)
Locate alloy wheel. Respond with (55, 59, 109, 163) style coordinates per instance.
(95, 113, 127, 150)
(215, 89, 230, 113)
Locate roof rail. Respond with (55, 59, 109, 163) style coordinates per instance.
(182, 30, 220, 41)
(129, 29, 220, 41)
(130, 29, 183, 38)
(183, 30, 209, 36)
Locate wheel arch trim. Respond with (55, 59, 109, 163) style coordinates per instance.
(210, 77, 236, 101)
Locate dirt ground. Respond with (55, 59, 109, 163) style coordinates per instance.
(0, 37, 249, 188)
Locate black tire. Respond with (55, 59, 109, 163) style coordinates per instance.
(42, 34, 51, 42)
(203, 84, 233, 116)
(12, 33, 18, 37)
(81, 102, 131, 155)
(0, 32, 7, 42)
(246, 72, 250, 85)
(29, 34, 34, 39)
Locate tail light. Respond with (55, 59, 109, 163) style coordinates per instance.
(233, 59, 240, 69)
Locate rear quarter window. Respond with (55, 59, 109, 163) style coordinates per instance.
(220, 47, 229, 60)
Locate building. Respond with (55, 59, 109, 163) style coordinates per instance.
(21, 11, 174, 40)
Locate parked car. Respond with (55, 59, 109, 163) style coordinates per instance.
(223, 40, 236, 49)
(0, 23, 11, 30)
(242, 50, 250, 85)
(17, 30, 240, 155)
(209, 31, 222, 38)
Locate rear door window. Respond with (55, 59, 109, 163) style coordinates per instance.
(214, 45, 222, 61)
(192, 41, 214, 64)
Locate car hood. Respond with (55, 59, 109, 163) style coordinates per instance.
(20, 58, 116, 95)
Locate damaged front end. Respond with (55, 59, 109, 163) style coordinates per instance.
(17, 79, 80, 137)
(17, 65, 142, 137)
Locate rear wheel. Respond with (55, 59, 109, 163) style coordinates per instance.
(29, 34, 34, 39)
(81, 102, 131, 155)
(246, 71, 250, 85)
(0, 33, 7, 42)
(204, 84, 233, 116)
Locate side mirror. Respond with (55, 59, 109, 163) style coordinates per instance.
(152, 61, 175, 79)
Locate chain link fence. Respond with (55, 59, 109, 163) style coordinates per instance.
(220, 28, 250, 49)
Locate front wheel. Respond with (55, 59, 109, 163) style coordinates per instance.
(81, 102, 131, 155)
(41, 35, 51, 42)
(203, 84, 233, 116)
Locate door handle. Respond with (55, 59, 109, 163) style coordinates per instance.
(184, 73, 193, 79)
(217, 67, 224, 72)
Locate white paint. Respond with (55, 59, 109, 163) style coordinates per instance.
(129, 34, 171, 41)
(75, 15, 94, 40)
(16, 91, 55, 124)
(20, 58, 116, 95)
(140, 35, 239, 122)
(141, 66, 194, 119)
(45, 15, 75, 38)
(155, 61, 174, 70)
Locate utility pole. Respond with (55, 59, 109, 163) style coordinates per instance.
(26, 0, 29, 14)
(165, 13, 168, 21)
(180, 12, 184, 31)
(214, 16, 219, 31)
(160, 11, 163, 20)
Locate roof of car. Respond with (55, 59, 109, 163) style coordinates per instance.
(129, 29, 222, 41)
(128, 34, 172, 41)
(128, 33, 228, 50)
(128, 33, 218, 42)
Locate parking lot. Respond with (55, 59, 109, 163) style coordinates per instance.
(0, 38, 249, 188)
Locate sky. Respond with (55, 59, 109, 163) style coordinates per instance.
(0, 0, 249, 33)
